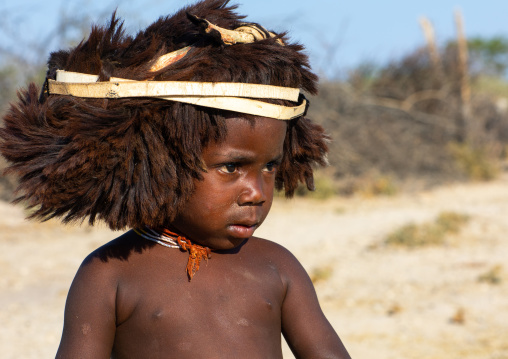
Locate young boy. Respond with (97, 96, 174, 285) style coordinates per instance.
(0, 1, 351, 357)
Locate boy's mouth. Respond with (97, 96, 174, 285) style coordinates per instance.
(227, 223, 258, 238)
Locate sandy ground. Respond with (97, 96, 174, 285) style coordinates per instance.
(1, 174, 507, 358)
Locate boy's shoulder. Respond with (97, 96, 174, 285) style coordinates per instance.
(246, 236, 308, 281)
(248, 236, 298, 261)
(84, 230, 152, 264)
(76, 231, 159, 284)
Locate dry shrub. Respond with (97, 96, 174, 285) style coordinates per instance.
(448, 142, 500, 180)
(336, 172, 397, 197)
(294, 169, 337, 199)
(383, 211, 470, 248)
(478, 265, 503, 285)
(310, 265, 334, 284)
(309, 45, 508, 190)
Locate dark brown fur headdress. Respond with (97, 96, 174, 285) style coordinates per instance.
(0, 0, 328, 230)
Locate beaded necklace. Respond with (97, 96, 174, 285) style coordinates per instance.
(134, 227, 211, 281)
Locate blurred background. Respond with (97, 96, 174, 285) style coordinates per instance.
(1, 1, 507, 358)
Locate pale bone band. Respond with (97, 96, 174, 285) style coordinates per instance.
(161, 96, 306, 120)
(188, 14, 284, 46)
(51, 71, 299, 101)
(48, 70, 306, 120)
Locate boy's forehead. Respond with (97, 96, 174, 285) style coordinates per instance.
(199, 115, 287, 160)
(209, 116, 287, 151)
(223, 115, 287, 137)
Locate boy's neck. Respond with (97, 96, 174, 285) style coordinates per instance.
(135, 227, 211, 281)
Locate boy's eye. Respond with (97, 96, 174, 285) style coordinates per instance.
(219, 163, 238, 173)
(263, 162, 278, 173)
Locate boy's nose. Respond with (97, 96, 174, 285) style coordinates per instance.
(238, 173, 267, 206)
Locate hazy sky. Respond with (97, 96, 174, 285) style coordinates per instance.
(2, 0, 508, 78)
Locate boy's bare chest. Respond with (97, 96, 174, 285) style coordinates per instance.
(111, 247, 285, 357)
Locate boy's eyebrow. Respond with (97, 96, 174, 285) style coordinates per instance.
(211, 151, 283, 163)
(212, 152, 257, 162)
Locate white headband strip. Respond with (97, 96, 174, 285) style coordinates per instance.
(47, 70, 307, 120)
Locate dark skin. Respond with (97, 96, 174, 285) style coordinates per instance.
(56, 117, 351, 359)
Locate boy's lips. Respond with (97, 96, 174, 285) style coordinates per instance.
(227, 222, 258, 238)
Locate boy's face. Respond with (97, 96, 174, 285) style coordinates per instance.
(170, 116, 287, 250)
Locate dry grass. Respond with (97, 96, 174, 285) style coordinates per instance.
(383, 211, 470, 248)
(309, 265, 334, 284)
(477, 264, 503, 285)
(448, 142, 500, 180)
(294, 171, 338, 200)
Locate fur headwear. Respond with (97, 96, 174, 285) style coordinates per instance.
(0, 0, 328, 230)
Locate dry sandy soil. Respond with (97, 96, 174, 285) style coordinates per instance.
(1, 174, 507, 358)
